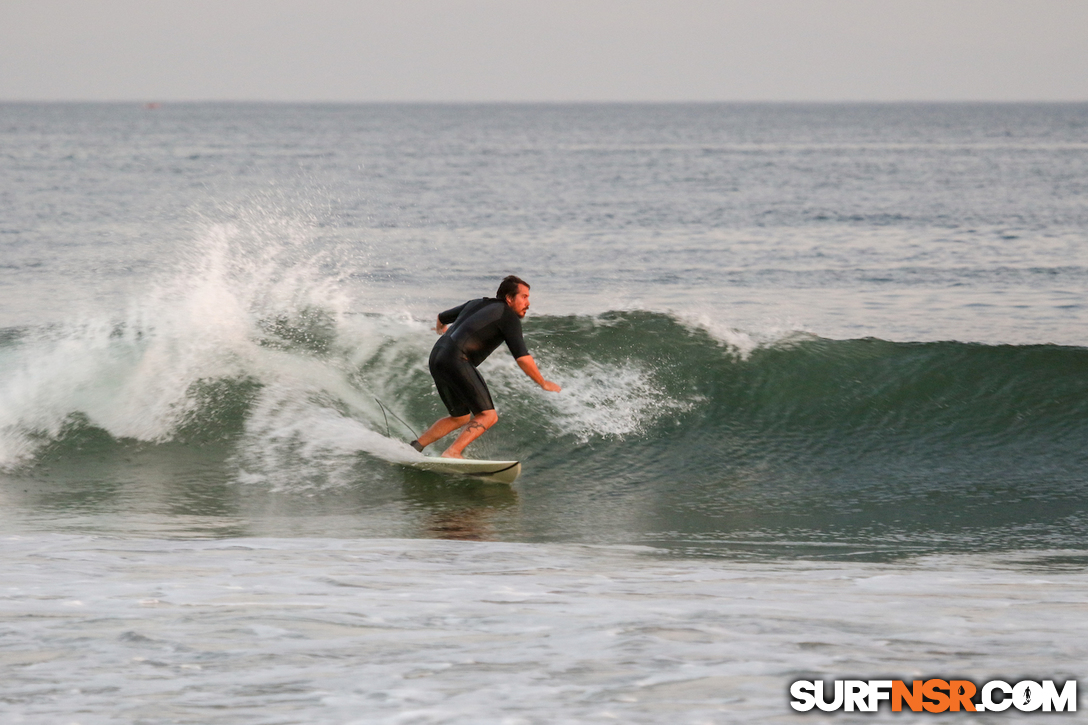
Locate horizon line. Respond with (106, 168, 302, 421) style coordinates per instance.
(3, 98, 1087, 105)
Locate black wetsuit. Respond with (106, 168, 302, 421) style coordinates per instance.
(429, 298, 529, 417)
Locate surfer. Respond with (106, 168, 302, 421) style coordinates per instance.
(411, 275, 561, 458)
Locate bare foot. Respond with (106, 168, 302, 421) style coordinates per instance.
(440, 450, 464, 459)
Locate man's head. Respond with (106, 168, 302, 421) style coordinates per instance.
(497, 275, 530, 318)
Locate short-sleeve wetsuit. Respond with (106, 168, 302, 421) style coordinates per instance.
(429, 298, 529, 417)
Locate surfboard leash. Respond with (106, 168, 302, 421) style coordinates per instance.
(374, 397, 419, 440)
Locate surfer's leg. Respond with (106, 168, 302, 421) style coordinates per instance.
(416, 414, 471, 449)
(440, 365, 496, 457)
(419, 351, 476, 450)
(441, 409, 497, 459)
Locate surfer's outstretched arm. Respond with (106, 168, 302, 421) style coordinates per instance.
(516, 355, 561, 392)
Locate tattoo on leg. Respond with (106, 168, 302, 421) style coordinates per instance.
(466, 421, 486, 433)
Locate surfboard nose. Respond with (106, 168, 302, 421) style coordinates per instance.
(402, 458, 522, 484)
(487, 462, 521, 484)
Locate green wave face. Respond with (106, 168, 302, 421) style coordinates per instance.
(3, 311, 1088, 556)
(481, 313, 1088, 554)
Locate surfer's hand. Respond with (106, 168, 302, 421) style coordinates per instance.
(516, 356, 559, 391)
(435, 316, 447, 334)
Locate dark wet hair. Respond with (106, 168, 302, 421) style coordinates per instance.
(497, 275, 529, 301)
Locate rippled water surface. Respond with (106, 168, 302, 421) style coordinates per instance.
(1, 103, 1086, 722)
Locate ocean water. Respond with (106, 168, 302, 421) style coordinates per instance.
(1, 102, 1086, 722)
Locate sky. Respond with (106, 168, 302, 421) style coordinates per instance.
(1, 0, 1086, 102)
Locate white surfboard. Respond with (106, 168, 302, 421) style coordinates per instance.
(404, 456, 522, 484)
